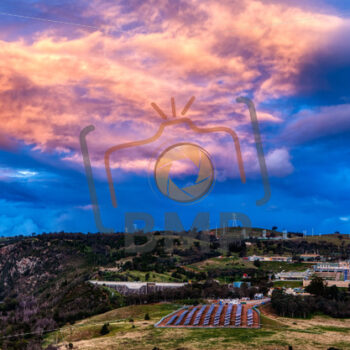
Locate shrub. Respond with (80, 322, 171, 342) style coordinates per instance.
(100, 323, 110, 335)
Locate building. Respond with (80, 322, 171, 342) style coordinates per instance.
(313, 261, 350, 272)
(311, 262, 350, 282)
(232, 281, 251, 288)
(301, 261, 350, 287)
(89, 281, 187, 295)
(285, 287, 310, 296)
(299, 254, 322, 262)
(247, 255, 292, 263)
(275, 270, 311, 281)
(254, 293, 264, 299)
(257, 229, 289, 240)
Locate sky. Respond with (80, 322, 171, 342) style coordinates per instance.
(1, 0, 350, 235)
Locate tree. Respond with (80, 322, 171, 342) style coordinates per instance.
(100, 323, 110, 336)
(325, 285, 339, 300)
(253, 260, 261, 268)
(305, 276, 325, 296)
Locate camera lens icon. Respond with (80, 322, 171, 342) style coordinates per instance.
(154, 143, 214, 203)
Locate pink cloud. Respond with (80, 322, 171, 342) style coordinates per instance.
(0, 0, 345, 179)
(282, 104, 350, 144)
(265, 148, 294, 177)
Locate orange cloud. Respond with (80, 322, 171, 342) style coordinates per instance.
(0, 0, 344, 178)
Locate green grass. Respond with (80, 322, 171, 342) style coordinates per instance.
(260, 314, 288, 330)
(273, 280, 303, 288)
(315, 326, 350, 333)
(124, 270, 176, 282)
(260, 261, 306, 272)
(43, 303, 350, 350)
(189, 257, 256, 272)
(331, 341, 350, 349)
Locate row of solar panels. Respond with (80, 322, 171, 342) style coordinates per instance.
(235, 304, 242, 326)
(184, 306, 198, 325)
(193, 305, 206, 326)
(224, 303, 233, 326)
(203, 304, 215, 326)
(213, 304, 224, 326)
(166, 304, 255, 327)
(247, 308, 253, 327)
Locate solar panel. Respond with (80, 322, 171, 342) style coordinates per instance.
(175, 310, 189, 326)
(224, 304, 233, 326)
(213, 304, 224, 326)
(203, 304, 215, 326)
(184, 307, 198, 325)
(235, 304, 242, 326)
(193, 305, 207, 326)
(247, 309, 253, 326)
(166, 314, 178, 326)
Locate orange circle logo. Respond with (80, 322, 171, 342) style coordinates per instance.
(154, 143, 214, 202)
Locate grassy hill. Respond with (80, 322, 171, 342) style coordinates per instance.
(1, 230, 350, 349)
(43, 303, 350, 350)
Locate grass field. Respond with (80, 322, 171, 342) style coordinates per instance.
(189, 256, 256, 271)
(273, 280, 303, 288)
(44, 303, 350, 350)
(259, 261, 307, 272)
(290, 233, 350, 246)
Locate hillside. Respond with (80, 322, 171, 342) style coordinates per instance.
(1, 231, 350, 349)
(43, 303, 350, 350)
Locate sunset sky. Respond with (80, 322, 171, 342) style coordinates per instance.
(1, 0, 350, 235)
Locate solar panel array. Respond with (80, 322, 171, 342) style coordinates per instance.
(224, 303, 233, 326)
(184, 306, 198, 325)
(213, 304, 224, 326)
(235, 304, 242, 326)
(193, 305, 207, 326)
(175, 310, 189, 325)
(162, 304, 257, 328)
(166, 314, 178, 326)
(247, 308, 253, 327)
(203, 304, 215, 326)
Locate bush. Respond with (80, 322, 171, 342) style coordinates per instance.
(100, 323, 110, 335)
(253, 260, 261, 268)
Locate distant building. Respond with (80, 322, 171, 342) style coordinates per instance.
(301, 261, 350, 286)
(275, 270, 311, 281)
(313, 261, 350, 272)
(254, 293, 264, 300)
(285, 287, 310, 296)
(247, 255, 292, 263)
(89, 281, 187, 295)
(258, 230, 289, 240)
(232, 281, 251, 288)
(299, 254, 322, 262)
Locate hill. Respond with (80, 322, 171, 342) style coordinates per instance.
(43, 302, 350, 350)
(1, 230, 350, 349)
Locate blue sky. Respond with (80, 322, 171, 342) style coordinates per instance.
(1, 0, 350, 235)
